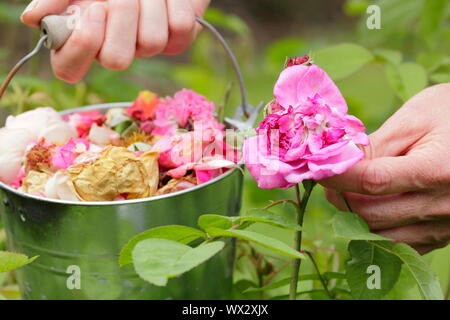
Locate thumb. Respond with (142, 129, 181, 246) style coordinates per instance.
(21, 0, 71, 28)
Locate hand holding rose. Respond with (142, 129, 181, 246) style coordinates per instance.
(321, 84, 450, 254)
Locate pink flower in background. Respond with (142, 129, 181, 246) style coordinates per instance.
(153, 127, 239, 184)
(66, 110, 106, 138)
(244, 61, 369, 189)
(126, 91, 161, 122)
(153, 89, 224, 136)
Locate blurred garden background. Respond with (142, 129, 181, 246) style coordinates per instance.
(0, 0, 449, 299)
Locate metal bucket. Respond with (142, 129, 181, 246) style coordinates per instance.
(0, 103, 245, 300)
(0, 18, 261, 300)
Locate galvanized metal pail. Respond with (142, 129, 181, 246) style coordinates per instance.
(0, 109, 243, 299)
(0, 18, 258, 300)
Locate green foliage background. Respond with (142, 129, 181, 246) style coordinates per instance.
(0, 0, 449, 300)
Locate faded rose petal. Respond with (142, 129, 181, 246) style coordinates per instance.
(45, 171, 79, 201)
(88, 123, 120, 146)
(0, 128, 33, 184)
(66, 110, 106, 137)
(6, 107, 77, 144)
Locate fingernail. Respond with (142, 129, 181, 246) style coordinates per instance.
(21, 0, 39, 21)
(88, 3, 106, 24)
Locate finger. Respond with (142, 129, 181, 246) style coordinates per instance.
(21, 0, 70, 27)
(192, 0, 210, 34)
(413, 241, 450, 255)
(325, 189, 435, 229)
(164, 0, 196, 55)
(320, 148, 434, 195)
(98, 0, 139, 70)
(375, 222, 450, 248)
(51, 3, 106, 83)
(135, 0, 168, 58)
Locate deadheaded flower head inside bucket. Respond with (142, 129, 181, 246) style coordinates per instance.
(243, 56, 369, 300)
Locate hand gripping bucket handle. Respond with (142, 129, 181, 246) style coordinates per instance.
(0, 16, 251, 119)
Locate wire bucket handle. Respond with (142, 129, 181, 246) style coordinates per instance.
(0, 16, 251, 119)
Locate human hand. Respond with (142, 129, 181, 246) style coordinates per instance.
(21, 0, 210, 83)
(321, 83, 450, 254)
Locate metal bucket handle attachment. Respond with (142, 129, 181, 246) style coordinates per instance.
(0, 15, 250, 119)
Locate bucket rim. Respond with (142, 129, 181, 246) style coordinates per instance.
(0, 102, 243, 206)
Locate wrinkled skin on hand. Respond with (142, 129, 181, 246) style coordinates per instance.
(321, 84, 450, 254)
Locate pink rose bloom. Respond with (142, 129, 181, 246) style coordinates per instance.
(153, 127, 239, 184)
(243, 63, 369, 189)
(52, 138, 90, 169)
(65, 110, 106, 138)
(166, 156, 236, 184)
(152, 89, 224, 136)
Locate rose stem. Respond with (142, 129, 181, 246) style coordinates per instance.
(305, 251, 333, 299)
(289, 180, 314, 300)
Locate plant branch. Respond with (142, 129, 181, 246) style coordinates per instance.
(263, 199, 300, 210)
(262, 260, 290, 287)
(289, 180, 315, 300)
(305, 251, 333, 299)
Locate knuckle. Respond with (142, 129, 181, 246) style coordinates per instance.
(137, 35, 168, 57)
(111, 0, 138, 12)
(100, 53, 132, 70)
(360, 163, 391, 195)
(53, 67, 81, 84)
(70, 33, 97, 51)
(169, 16, 195, 36)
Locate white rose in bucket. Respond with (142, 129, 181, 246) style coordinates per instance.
(0, 128, 32, 184)
(5, 107, 77, 144)
(44, 171, 79, 201)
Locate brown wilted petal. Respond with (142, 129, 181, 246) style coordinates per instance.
(67, 146, 159, 201)
(19, 170, 51, 195)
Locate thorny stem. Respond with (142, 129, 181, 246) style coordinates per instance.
(289, 180, 315, 300)
(305, 251, 333, 299)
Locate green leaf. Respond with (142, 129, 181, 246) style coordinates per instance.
(374, 49, 403, 65)
(265, 38, 308, 68)
(314, 43, 374, 80)
(0, 251, 38, 273)
(119, 225, 206, 267)
(204, 8, 250, 37)
(384, 63, 428, 101)
(417, 52, 450, 73)
(198, 214, 234, 231)
(332, 212, 389, 241)
(346, 240, 402, 300)
(429, 72, 450, 83)
(343, 0, 370, 16)
(132, 239, 225, 287)
(244, 272, 345, 293)
(418, 0, 449, 49)
(206, 227, 304, 259)
(236, 209, 301, 231)
(374, 242, 444, 300)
